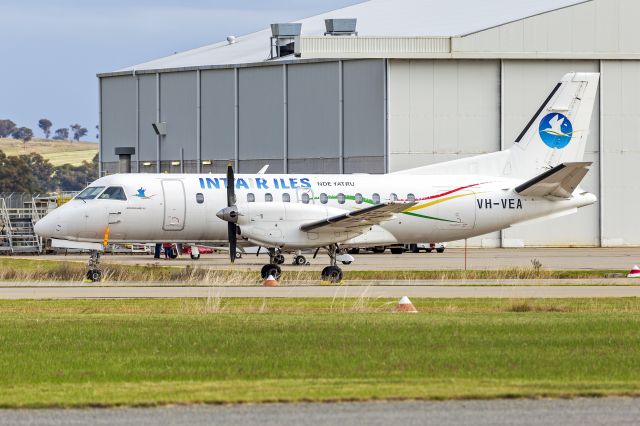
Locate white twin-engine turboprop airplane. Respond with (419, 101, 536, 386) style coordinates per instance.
(35, 72, 599, 282)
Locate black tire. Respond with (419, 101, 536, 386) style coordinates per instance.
(347, 248, 360, 255)
(372, 246, 386, 254)
(170, 251, 178, 259)
(274, 254, 285, 265)
(341, 261, 352, 265)
(390, 247, 404, 254)
(321, 266, 343, 283)
(294, 255, 306, 266)
(436, 247, 445, 253)
(190, 254, 200, 260)
(86, 269, 102, 283)
(409, 244, 419, 253)
(261, 264, 282, 280)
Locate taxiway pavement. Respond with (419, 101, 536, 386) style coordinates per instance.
(2, 284, 640, 299)
(28, 247, 640, 271)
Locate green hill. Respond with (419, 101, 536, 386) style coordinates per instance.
(0, 138, 98, 167)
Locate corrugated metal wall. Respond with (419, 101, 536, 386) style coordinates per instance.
(100, 59, 386, 176)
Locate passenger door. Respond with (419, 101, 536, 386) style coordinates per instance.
(161, 180, 186, 231)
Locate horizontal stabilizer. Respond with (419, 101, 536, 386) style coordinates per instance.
(300, 202, 415, 233)
(515, 162, 592, 198)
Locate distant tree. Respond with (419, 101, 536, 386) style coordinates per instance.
(38, 118, 53, 139)
(53, 128, 69, 140)
(0, 119, 16, 137)
(0, 150, 45, 193)
(11, 127, 34, 144)
(53, 153, 98, 191)
(70, 124, 88, 141)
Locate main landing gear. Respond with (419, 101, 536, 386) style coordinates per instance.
(260, 248, 283, 280)
(85, 251, 102, 283)
(320, 244, 343, 283)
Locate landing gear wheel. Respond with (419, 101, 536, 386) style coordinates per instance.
(274, 254, 285, 265)
(294, 255, 306, 266)
(86, 269, 102, 283)
(321, 265, 343, 283)
(235, 252, 242, 259)
(261, 264, 282, 280)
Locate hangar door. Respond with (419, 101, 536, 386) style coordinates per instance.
(162, 180, 186, 231)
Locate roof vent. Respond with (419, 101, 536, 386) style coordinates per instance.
(270, 23, 302, 59)
(324, 18, 357, 36)
(226, 35, 236, 45)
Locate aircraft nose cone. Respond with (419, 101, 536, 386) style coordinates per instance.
(216, 206, 238, 223)
(34, 216, 53, 238)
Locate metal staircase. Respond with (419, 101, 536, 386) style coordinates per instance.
(0, 197, 44, 254)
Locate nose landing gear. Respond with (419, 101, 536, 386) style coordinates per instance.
(84, 251, 102, 283)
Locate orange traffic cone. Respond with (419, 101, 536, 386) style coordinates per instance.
(628, 265, 640, 278)
(263, 274, 279, 287)
(395, 296, 418, 313)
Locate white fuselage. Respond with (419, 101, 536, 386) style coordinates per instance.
(35, 173, 596, 249)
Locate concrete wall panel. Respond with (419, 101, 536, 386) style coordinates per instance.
(100, 76, 136, 163)
(138, 74, 157, 161)
(287, 62, 340, 159)
(238, 66, 284, 162)
(159, 71, 197, 161)
(601, 60, 640, 245)
(201, 69, 235, 161)
(343, 59, 385, 171)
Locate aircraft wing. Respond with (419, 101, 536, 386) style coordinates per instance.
(300, 202, 416, 233)
(515, 162, 592, 198)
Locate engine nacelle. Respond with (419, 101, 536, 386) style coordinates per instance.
(233, 202, 363, 248)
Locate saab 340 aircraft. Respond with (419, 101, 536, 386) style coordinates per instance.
(35, 72, 599, 282)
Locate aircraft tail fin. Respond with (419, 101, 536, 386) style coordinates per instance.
(504, 72, 600, 179)
(514, 161, 592, 198)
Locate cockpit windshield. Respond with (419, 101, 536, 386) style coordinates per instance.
(75, 186, 105, 200)
(98, 186, 127, 201)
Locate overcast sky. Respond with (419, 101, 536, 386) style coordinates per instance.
(0, 0, 362, 141)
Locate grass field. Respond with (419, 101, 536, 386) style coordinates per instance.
(0, 258, 628, 283)
(0, 298, 639, 407)
(0, 137, 97, 166)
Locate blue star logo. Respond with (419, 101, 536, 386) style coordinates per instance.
(136, 188, 146, 197)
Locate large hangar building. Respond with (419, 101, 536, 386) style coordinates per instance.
(98, 0, 640, 247)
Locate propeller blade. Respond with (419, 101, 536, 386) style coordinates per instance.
(226, 162, 235, 207)
(228, 222, 237, 263)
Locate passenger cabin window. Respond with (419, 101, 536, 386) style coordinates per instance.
(76, 186, 105, 200)
(355, 193, 363, 204)
(265, 193, 273, 202)
(337, 193, 345, 204)
(407, 193, 416, 202)
(247, 193, 255, 202)
(320, 193, 328, 204)
(196, 193, 204, 204)
(301, 193, 310, 204)
(98, 186, 127, 201)
(389, 193, 397, 202)
(282, 193, 291, 203)
(372, 193, 380, 204)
